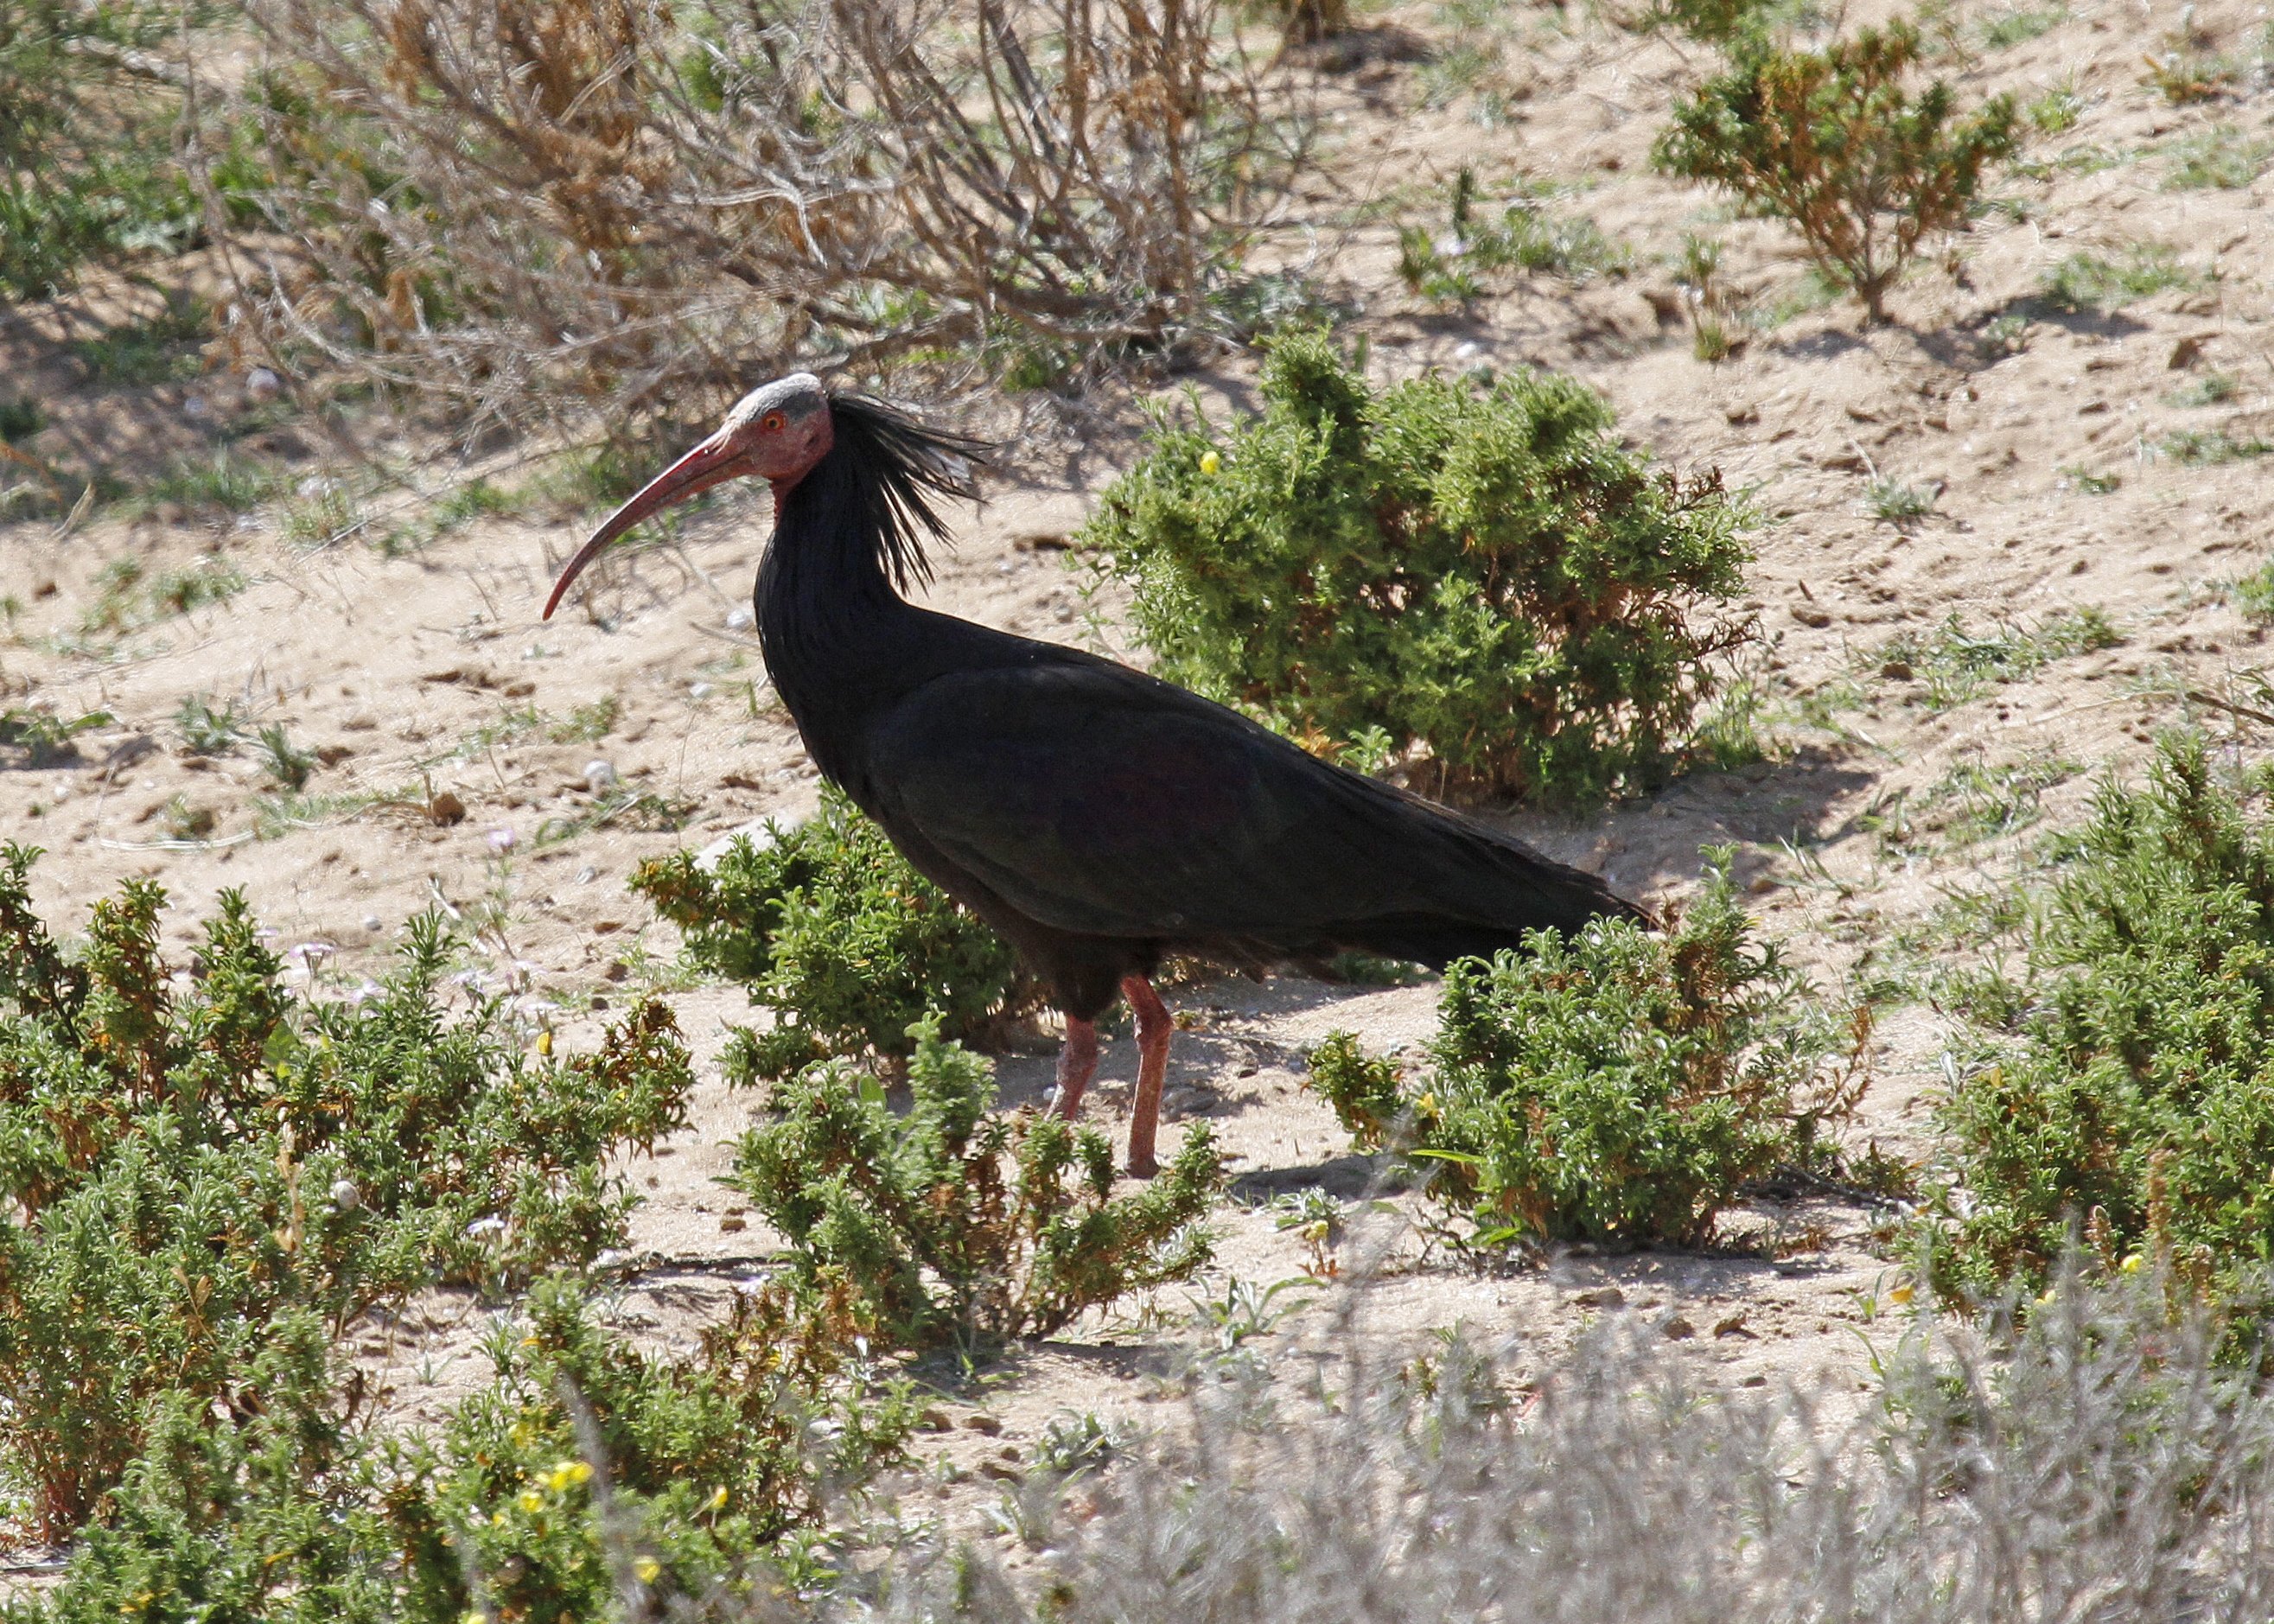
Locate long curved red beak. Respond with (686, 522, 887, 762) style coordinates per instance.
(541, 434, 748, 621)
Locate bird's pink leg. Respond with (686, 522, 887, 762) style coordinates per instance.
(1121, 974, 1173, 1179)
(1052, 1016, 1101, 1121)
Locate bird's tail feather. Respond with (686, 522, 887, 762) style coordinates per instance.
(1339, 833, 1651, 971)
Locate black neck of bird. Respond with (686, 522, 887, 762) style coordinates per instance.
(754, 440, 927, 785)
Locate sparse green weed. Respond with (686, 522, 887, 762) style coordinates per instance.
(278, 481, 364, 547)
(532, 787, 697, 848)
(69, 299, 209, 386)
(254, 723, 315, 790)
(2142, 40, 2239, 105)
(0, 706, 110, 767)
(1873, 608, 2120, 710)
(1865, 477, 1939, 524)
(1976, 312, 2031, 359)
(2024, 77, 2086, 134)
(1397, 168, 1632, 303)
(2230, 559, 2274, 621)
(2163, 124, 2271, 189)
(1981, 4, 2063, 48)
(2040, 245, 2200, 311)
(2164, 371, 2240, 407)
(2057, 463, 2120, 494)
(2159, 427, 2272, 464)
(133, 452, 284, 515)
(81, 557, 249, 639)
(175, 693, 247, 755)
(552, 696, 620, 742)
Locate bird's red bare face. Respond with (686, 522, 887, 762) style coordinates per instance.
(541, 374, 834, 620)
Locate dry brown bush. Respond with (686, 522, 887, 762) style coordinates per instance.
(205, 0, 1309, 438)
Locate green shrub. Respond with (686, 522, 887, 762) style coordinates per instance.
(1933, 736, 2274, 1307)
(18, 1278, 912, 1623)
(1077, 328, 1752, 804)
(0, 847, 693, 1536)
(1653, 21, 2018, 323)
(632, 789, 1033, 1084)
(730, 1017, 1222, 1349)
(376, 1277, 913, 1617)
(1309, 861, 1865, 1248)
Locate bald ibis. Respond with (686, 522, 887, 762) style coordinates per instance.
(545, 375, 1649, 1175)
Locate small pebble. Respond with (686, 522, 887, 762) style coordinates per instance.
(690, 681, 715, 702)
(245, 367, 283, 402)
(575, 865, 597, 884)
(583, 760, 621, 793)
(361, 914, 384, 934)
(726, 605, 755, 632)
(430, 790, 466, 825)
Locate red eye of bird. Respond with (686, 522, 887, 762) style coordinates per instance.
(762, 411, 785, 432)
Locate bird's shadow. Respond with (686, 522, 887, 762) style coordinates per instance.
(1229, 1152, 1388, 1204)
(989, 966, 1426, 1122)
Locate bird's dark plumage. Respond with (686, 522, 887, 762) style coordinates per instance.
(755, 392, 1648, 1021)
(549, 378, 1649, 1173)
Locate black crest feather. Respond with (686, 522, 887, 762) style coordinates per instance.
(826, 392, 990, 591)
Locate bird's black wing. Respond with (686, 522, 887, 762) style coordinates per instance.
(857, 658, 1634, 946)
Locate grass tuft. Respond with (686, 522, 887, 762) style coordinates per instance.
(2039, 244, 2201, 311)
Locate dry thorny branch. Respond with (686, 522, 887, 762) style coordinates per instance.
(207, 0, 1313, 439)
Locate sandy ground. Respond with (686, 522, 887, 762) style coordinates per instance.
(3, 0, 2272, 1556)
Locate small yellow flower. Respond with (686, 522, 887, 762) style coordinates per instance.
(491, 1509, 510, 1527)
(1888, 1283, 1914, 1305)
(2120, 1253, 2145, 1275)
(705, 1485, 729, 1513)
(1414, 1091, 1440, 1120)
(634, 1557, 663, 1583)
(462, 1611, 488, 1624)
(1198, 449, 1220, 476)
(535, 1029, 553, 1058)
(2037, 1289, 2059, 1306)
(517, 1489, 545, 1513)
